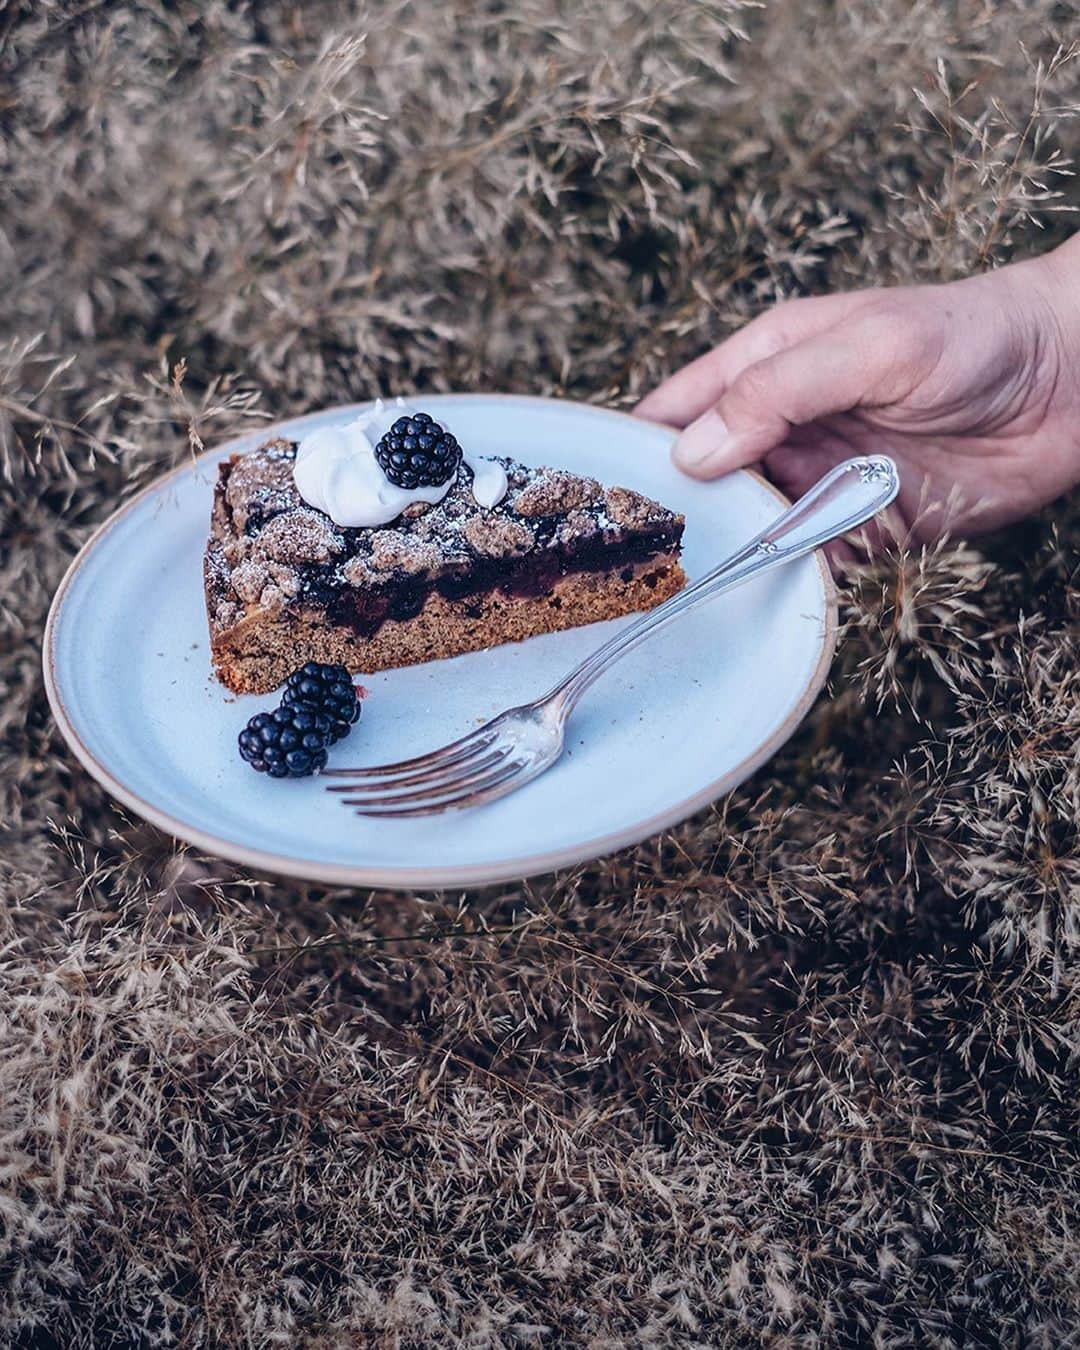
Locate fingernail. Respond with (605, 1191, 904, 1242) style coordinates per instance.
(673, 408, 730, 471)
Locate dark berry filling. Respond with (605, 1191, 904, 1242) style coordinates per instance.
(297, 521, 681, 638)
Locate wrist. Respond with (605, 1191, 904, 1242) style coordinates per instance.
(1045, 229, 1080, 273)
(1028, 233, 1080, 488)
(1027, 233, 1080, 343)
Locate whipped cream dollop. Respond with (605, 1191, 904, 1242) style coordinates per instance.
(293, 399, 508, 528)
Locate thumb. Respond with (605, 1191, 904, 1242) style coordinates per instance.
(671, 313, 915, 478)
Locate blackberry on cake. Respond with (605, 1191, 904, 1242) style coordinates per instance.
(204, 407, 686, 695)
(374, 412, 461, 489)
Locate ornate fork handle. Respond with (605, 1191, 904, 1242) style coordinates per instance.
(325, 455, 900, 817)
(550, 456, 900, 711)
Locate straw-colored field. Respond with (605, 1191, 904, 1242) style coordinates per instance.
(2, 3, 1077, 1344)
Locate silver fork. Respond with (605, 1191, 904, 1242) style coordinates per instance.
(323, 455, 900, 816)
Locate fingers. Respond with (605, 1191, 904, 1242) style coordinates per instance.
(671, 310, 922, 478)
(635, 290, 873, 428)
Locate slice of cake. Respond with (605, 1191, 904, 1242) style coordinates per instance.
(204, 402, 685, 694)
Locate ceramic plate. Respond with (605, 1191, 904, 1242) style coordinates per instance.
(44, 395, 836, 889)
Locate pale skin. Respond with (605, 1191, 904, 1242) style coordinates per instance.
(636, 234, 1080, 547)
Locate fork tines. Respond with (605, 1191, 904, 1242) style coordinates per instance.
(322, 729, 522, 816)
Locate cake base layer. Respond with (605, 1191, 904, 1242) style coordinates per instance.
(211, 557, 685, 694)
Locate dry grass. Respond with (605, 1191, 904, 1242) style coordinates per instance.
(2, 1, 1079, 1345)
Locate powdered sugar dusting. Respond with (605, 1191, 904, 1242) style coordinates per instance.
(206, 436, 683, 617)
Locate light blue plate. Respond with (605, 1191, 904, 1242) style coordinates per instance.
(44, 395, 836, 889)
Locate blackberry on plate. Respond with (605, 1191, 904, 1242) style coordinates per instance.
(374, 411, 462, 490)
(237, 662, 362, 777)
(281, 661, 362, 743)
(238, 706, 330, 778)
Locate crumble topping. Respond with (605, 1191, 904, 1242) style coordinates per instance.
(512, 469, 602, 517)
(252, 508, 345, 565)
(604, 485, 664, 529)
(229, 559, 269, 605)
(223, 437, 296, 533)
(462, 514, 534, 557)
(557, 509, 596, 544)
(229, 557, 302, 611)
(208, 437, 682, 619)
(367, 530, 444, 575)
(341, 555, 375, 588)
(222, 536, 251, 566)
(214, 598, 241, 627)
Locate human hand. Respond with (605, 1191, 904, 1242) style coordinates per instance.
(636, 237, 1080, 544)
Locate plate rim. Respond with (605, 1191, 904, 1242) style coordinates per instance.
(42, 393, 838, 890)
